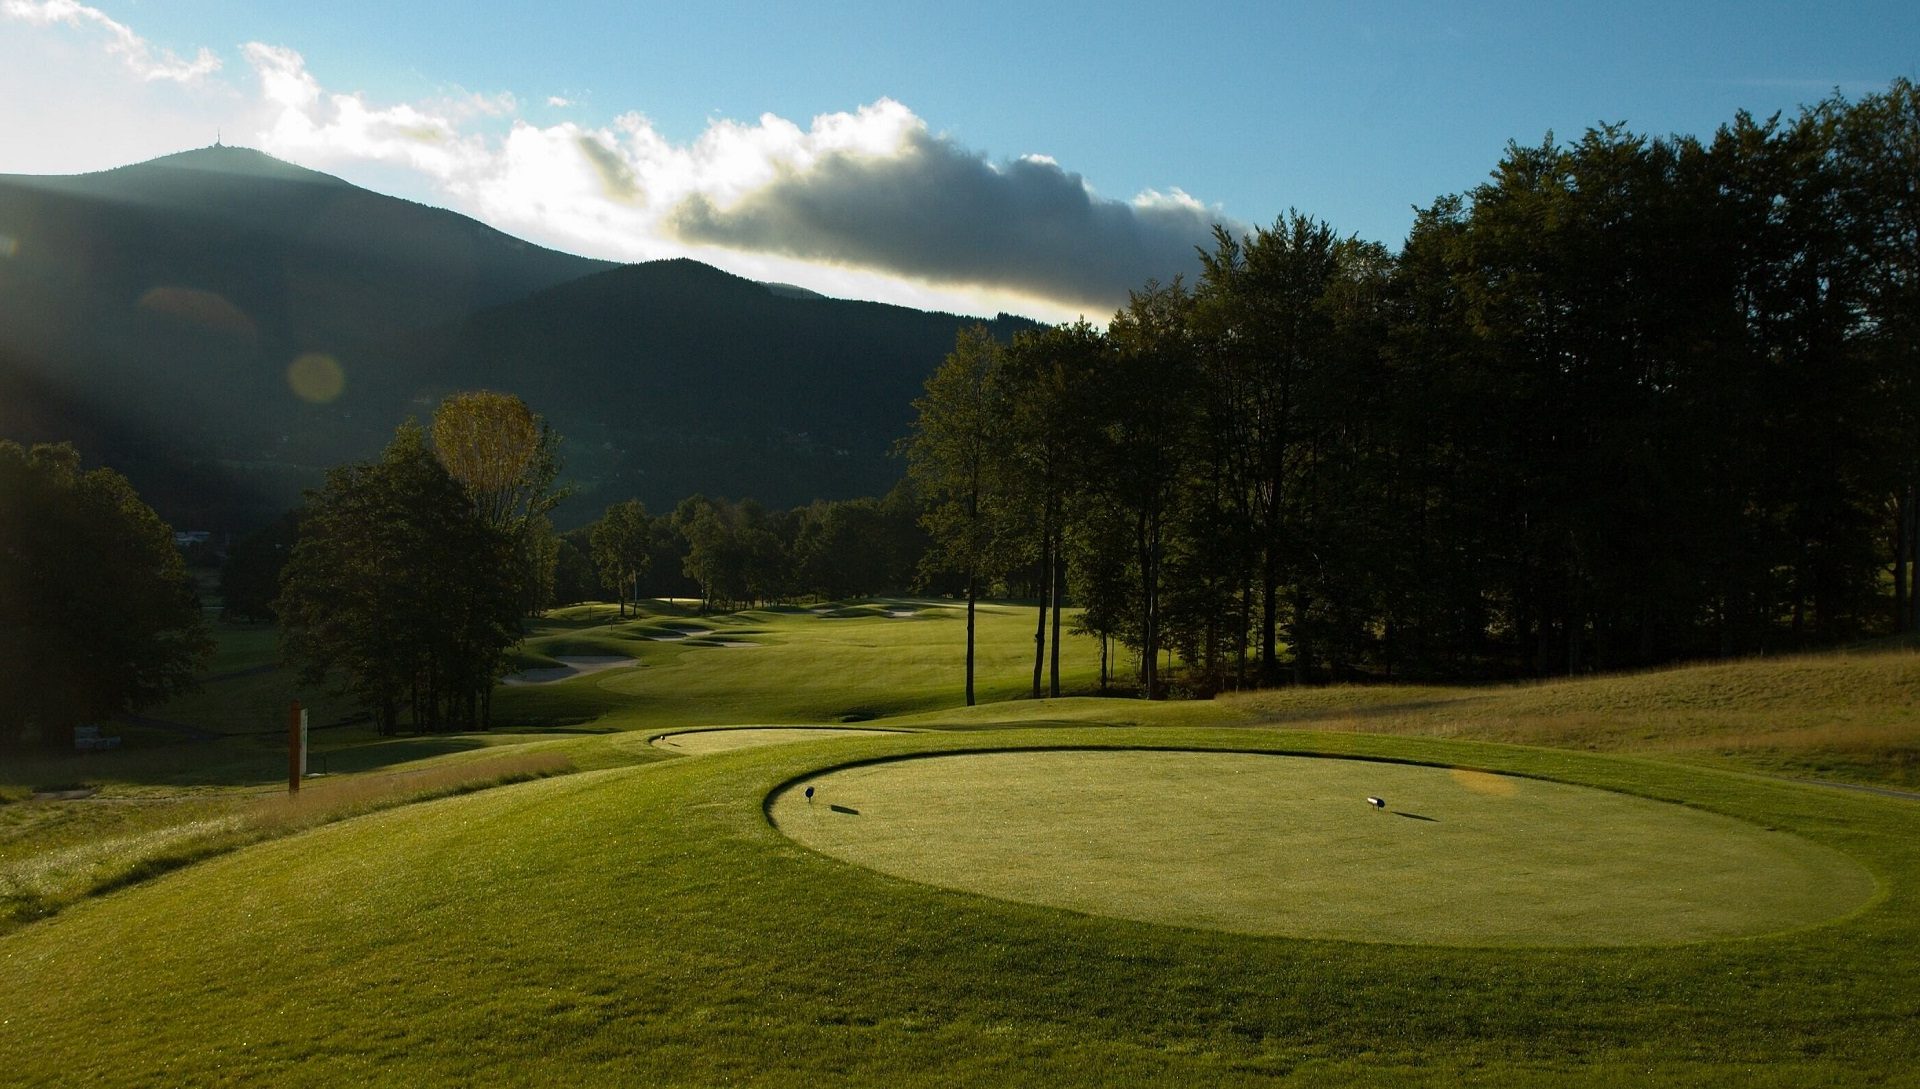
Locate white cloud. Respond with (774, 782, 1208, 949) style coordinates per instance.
(243, 42, 492, 181)
(1, 0, 218, 82)
(5, 3, 1230, 321)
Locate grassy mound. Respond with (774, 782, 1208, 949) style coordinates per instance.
(2, 728, 1915, 1086)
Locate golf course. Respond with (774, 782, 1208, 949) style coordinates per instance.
(2, 601, 1918, 1086)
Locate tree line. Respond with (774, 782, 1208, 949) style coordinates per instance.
(909, 80, 1920, 699)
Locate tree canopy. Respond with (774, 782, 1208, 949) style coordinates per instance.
(0, 441, 210, 748)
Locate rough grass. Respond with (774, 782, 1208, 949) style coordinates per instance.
(0, 750, 573, 934)
(1221, 643, 1920, 788)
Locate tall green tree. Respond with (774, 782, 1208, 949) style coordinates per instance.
(906, 325, 1010, 706)
(432, 391, 570, 617)
(1196, 213, 1348, 682)
(591, 500, 652, 617)
(0, 442, 211, 749)
(1101, 281, 1203, 699)
(278, 423, 520, 734)
(1000, 321, 1106, 697)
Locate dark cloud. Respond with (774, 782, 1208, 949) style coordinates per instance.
(667, 131, 1235, 311)
(576, 135, 641, 202)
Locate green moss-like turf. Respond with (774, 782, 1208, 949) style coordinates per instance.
(771, 749, 1874, 945)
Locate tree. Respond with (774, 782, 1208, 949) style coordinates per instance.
(1000, 321, 1105, 698)
(0, 441, 211, 749)
(277, 424, 520, 734)
(1100, 281, 1203, 699)
(431, 391, 564, 531)
(590, 500, 652, 617)
(432, 391, 569, 617)
(906, 325, 1010, 706)
(219, 511, 300, 622)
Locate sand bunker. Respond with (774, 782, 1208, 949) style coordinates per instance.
(501, 656, 636, 686)
(651, 727, 907, 755)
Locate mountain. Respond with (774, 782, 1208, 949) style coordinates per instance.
(373, 259, 1031, 518)
(0, 147, 1032, 527)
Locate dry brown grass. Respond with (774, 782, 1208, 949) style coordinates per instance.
(0, 750, 575, 934)
(1220, 643, 1920, 787)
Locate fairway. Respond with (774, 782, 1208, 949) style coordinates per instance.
(772, 750, 1877, 946)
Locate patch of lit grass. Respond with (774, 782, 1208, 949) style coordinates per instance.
(0, 750, 574, 934)
(1221, 643, 1920, 788)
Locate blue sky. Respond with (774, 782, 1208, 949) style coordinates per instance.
(3, 1, 1914, 320)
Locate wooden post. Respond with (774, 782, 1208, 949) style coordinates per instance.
(288, 699, 302, 795)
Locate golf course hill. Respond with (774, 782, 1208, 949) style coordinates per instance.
(2, 602, 1916, 1086)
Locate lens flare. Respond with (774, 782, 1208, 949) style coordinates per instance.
(136, 285, 257, 340)
(0, 234, 17, 259)
(287, 353, 346, 404)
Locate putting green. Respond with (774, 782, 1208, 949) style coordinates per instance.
(770, 750, 1877, 946)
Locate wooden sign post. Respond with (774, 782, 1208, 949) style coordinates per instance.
(288, 699, 303, 795)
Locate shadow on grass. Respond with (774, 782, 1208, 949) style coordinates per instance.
(314, 738, 489, 775)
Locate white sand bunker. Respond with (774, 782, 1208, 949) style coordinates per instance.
(502, 656, 636, 685)
(651, 727, 907, 755)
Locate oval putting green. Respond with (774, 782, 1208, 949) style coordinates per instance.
(770, 750, 1876, 946)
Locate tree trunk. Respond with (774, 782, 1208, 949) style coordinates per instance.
(1031, 540, 1049, 699)
(1897, 482, 1917, 632)
(1049, 543, 1064, 698)
(1291, 587, 1310, 685)
(1260, 552, 1280, 684)
(1907, 482, 1920, 632)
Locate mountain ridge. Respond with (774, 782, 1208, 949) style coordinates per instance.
(0, 147, 1034, 526)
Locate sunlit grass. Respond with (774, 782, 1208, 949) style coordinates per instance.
(1221, 643, 1920, 788)
(0, 750, 573, 934)
(2, 728, 1915, 1086)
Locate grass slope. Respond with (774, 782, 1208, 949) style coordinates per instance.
(2, 728, 1916, 1087)
(1223, 642, 1920, 788)
(4, 603, 1919, 1085)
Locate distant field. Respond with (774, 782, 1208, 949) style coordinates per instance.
(3, 602, 1917, 1085)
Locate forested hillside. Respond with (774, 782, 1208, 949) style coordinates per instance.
(0, 146, 1029, 525)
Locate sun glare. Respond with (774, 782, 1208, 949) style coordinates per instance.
(286, 352, 345, 404)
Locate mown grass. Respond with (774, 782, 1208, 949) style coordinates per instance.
(5, 603, 1919, 1084)
(1, 727, 1915, 1087)
(494, 597, 1103, 730)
